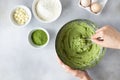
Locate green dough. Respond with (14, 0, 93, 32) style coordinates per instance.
(56, 19, 105, 70)
(31, 30, 48, 46)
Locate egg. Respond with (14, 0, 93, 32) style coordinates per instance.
(80, 0, 91, 7)
(90, 2, 102, 13)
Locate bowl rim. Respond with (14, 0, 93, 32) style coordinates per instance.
(32, 0, 62, 23)
(28, 27, 50, 48)
(10, 5, 32, 27)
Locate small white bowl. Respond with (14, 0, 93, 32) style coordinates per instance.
(28, 28, 50, 48)
(10, 5, 32, 27)
(32, 0, 62, 23)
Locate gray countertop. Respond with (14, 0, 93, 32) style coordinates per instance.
(0, 0, 120, 80)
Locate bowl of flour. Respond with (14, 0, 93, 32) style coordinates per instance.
(32, 0, 62, 23)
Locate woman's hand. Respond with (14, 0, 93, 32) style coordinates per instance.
(91, 25, 120, 49)
(57, 57, 92, 80)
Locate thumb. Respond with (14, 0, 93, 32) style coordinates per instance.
(91, 38, 103, 45)
(91, 33, 103, 45)
(91, 31, 103, 39)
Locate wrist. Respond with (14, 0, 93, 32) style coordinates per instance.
(78, 72, 92, 80)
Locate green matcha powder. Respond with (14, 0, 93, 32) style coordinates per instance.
(31, 30, 48, 46)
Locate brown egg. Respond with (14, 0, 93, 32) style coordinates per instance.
(90, 2, 102, 13)
(80, 0, 91, 7)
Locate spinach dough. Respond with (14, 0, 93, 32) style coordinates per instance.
(56, 19, 105, 70)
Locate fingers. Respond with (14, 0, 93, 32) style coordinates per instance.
(91, 31, 105, 46)
(56, 55, 84, 74)
(96, 27, 104, 33)
(56, 55, 63, 65)
(56, 55, 88, 79)
(57, 56, 76, 74)
(92, 31, 104, 39)
(91, 38, 104, 46)
(92, 31, 104, 41)
(62, 64, 72, 72)
(56, 55, 72, 71)
(96, 25, 111, 33)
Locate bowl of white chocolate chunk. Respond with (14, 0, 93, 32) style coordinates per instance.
(10, 5, 32, 27)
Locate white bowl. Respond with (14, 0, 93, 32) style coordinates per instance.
(10, 5, 32, 27)
(32, 0, 62, 23)
(28, 28, 50, 48)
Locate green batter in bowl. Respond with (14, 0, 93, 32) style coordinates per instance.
(55, 19, 106, 70)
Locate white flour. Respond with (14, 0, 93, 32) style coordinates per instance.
(36, 0, 62, 22)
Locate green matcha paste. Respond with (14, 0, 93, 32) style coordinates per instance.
(31, 30, 48, 46)
(56, 20, 105, 70)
